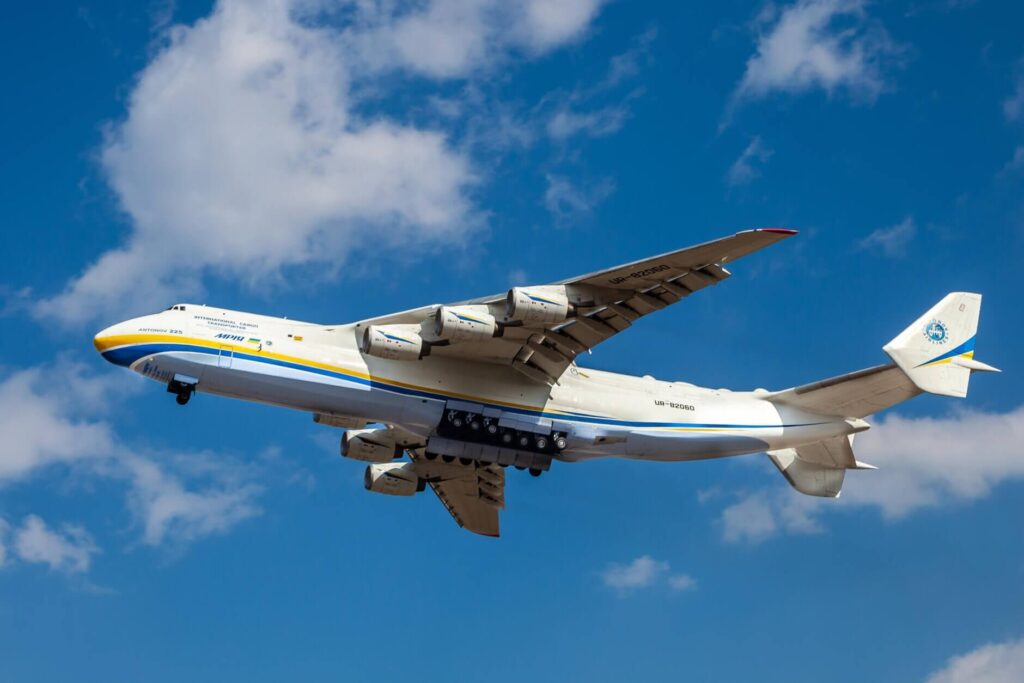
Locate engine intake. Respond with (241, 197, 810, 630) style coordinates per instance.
(364, 462, 419, 496)
(361, 325, 424, 361)
(341, 427, 399, 463)
(506, 286, 570, 324)
(434, 306, 497, 342)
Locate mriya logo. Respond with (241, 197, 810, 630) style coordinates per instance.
(923, 319, 948, 344)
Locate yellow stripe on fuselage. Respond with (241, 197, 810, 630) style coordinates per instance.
(94, 333, 770, 433)
(94, 333, 552, 414)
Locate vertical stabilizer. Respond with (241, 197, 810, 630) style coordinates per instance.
(882, 292, 998, 398)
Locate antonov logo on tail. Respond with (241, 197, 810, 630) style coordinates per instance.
(91, 229, 999, 538)
(924, 320, 948, 344)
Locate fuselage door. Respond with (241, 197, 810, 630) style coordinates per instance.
(217, 345, 234, 369)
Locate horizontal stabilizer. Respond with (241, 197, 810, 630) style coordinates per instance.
(767, 435, 863, 498)
(768, 364, 920, 419)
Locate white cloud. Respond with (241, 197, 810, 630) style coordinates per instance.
(842, 406, 1024, 518)
(0, 363, 265, 558)
(0, 519, 8, 567)
(36, 0, 608, 326)
(714, 406, 1024, 543)
(547, 105, 628, 140)
(603, 26, 657, 89)
(1005, 76, 1024, 122)
(719, 490, 823, 544)
(602, 555, 668, 590)
(11, 515, 99, 574)
(726, 136, 773, 186)
(544, 174, 615, 224)
(720, 492, 777, 543)
(543, 30, 652, 142)
(857, 216, 917, 258)
(999, 146, 1024, 176)
(696, 486, 722, 504)
(601, 555, 697, 595)
(350, 0, 605, 78)
(925, 637, 1024, 683)
(731, 0, 901, 107)
(0, 365, 115, 482)
(667, 573, 698, 592)
(520, 0, 605, 51)
(120, 454, 262, 546)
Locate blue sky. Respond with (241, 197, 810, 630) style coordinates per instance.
(1, 1, 1022, 681)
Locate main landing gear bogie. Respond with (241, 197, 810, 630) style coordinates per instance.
(440, 409, 567, 460)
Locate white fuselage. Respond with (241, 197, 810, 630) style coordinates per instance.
(94, 305, 856, 462)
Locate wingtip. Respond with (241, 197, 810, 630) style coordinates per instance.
(758, 227, 798, 235)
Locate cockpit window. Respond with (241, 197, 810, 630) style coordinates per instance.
(166, 304, 188, 311)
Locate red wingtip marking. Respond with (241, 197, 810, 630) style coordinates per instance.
(759, 228, 798, 235)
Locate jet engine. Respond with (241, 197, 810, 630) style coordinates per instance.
(505, 286, 570, 324)
(364, 462, 420, 496)
(341, 427, 399, 463)
(434, 306, 497, 342)
(361, 325, 424, 361)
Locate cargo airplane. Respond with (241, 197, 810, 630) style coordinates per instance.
(93, 229, 998, 536)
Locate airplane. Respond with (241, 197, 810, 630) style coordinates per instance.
(92, 229, 999, 537)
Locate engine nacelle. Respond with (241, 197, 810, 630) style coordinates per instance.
(364, 462, 419, 496)
(506, 286, 570, 324)
(434, 306, 497, 342)
(361, 325, 424, 361)
(341, 427, 398, 463)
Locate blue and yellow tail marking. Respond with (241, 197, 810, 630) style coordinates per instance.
(916, 335, 976, 368)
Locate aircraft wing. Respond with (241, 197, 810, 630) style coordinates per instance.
(410, 453, 504, 537)
(353, 229, 796, 384)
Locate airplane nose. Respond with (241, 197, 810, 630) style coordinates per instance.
(93, 325, 114, 352)
(93, 324, 125, 365)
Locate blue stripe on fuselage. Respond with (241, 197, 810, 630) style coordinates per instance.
(103, 341, 821, 430)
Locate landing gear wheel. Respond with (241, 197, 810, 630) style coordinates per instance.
(424, 452, 438, 461)
(459, 457, 473, 466)
(168, 378, 196, 406)
(534, 436, 549, 450)
(529, 468, 542, 477)
(441, 455, 455, 464)
(554, 436, 567, 451)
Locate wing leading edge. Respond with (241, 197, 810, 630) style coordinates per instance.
(347, 229, 797, 385)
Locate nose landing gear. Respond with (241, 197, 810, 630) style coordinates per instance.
(167, 375, 198, 406)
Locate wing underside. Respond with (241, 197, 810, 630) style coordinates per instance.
(410, 452, 505, 537)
